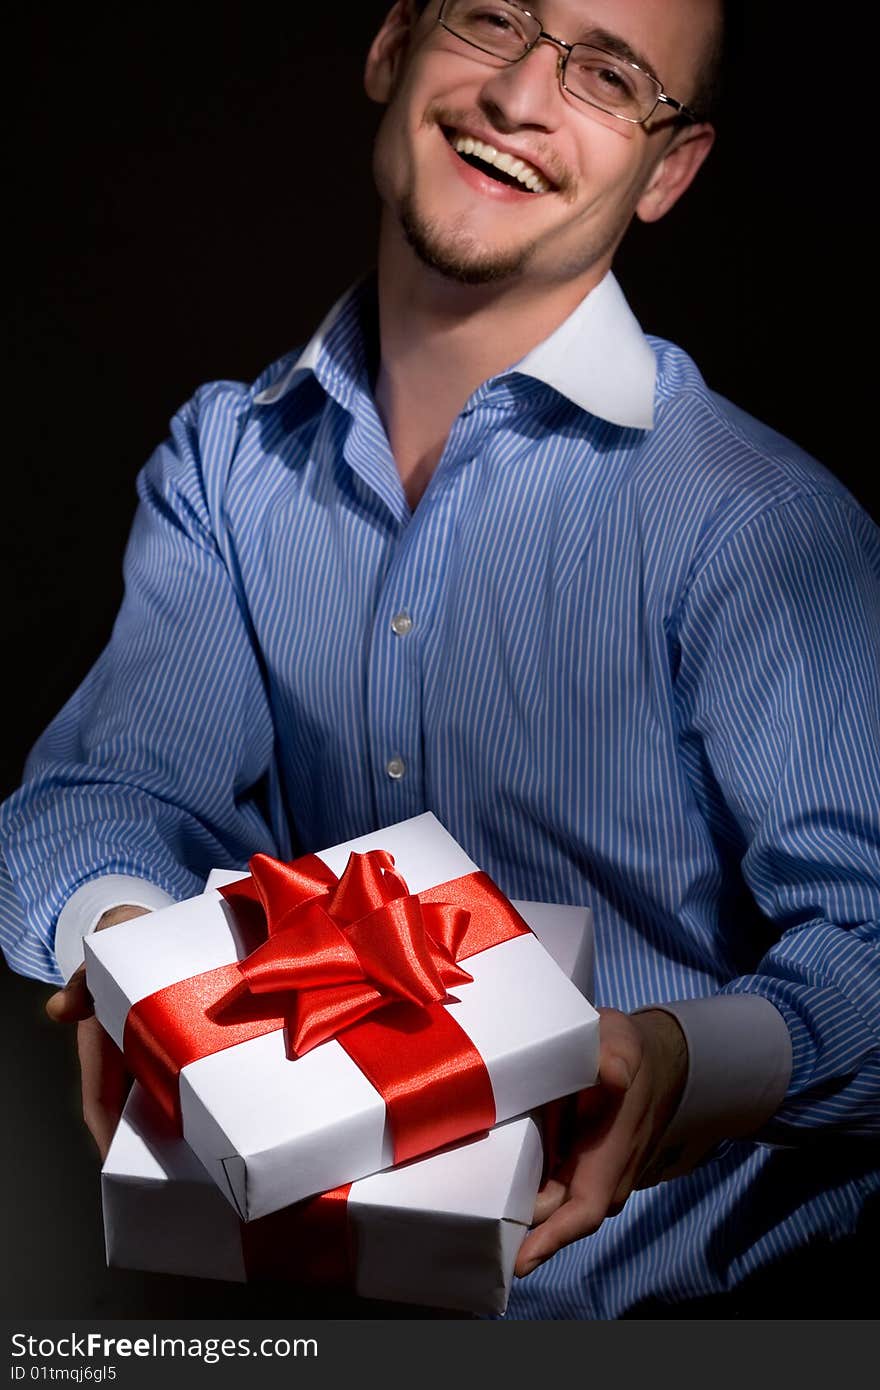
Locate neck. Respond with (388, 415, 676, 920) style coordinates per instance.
(374, 215, 608, 508)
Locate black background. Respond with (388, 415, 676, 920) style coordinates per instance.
(4, 3, 875, 799)
(3, 3, 876, 1318)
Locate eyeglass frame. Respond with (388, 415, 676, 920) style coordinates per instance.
(437, 0, 700, 126)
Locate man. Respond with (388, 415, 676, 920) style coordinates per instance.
(2, 0, 878, 1318)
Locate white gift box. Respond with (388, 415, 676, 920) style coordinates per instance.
(104, 1088, 543, 1315)
(87, 814, 599, 1222)
(102, 895, 594, 1315)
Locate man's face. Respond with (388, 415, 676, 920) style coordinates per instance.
(366, 0, 717, 288)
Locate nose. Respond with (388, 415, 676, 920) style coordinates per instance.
(476, 33, 566, 132)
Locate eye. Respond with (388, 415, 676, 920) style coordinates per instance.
(459, 4, 531, 44)
(569, 50, 641, 108)
(477, 9, 514, 31)
(595, 66, 626, 91)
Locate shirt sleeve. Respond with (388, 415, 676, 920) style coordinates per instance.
(668, 491, 880, 1149)
(0, 384, 281, 985)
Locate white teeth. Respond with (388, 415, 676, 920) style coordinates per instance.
(451, 134, 551, 193)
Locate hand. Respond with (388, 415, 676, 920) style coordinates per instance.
(45, 905, 151, 1159)
(515, 1006, 688, 1277)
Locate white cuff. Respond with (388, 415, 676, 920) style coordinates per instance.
(633, 994, 793, 1181)
(54, 875, 178, 983)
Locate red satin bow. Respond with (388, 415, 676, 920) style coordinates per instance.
(214, 849, 476, 1056)
(124, 848, 530, 1162)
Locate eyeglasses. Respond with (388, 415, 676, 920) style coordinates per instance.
(437, 0, 699, 126)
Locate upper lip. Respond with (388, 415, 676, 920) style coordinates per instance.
(442, 123, 560, 189)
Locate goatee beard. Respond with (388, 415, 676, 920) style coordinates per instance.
(399, 193, 535, 287)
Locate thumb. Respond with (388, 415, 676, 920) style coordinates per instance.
(595, 1006, 643, 1094)
(45, 965, 93, 1024)
(601, 1053, 634, 1091)
(45, 903, 151, 1026)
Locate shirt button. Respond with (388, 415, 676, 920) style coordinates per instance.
(386, 756, 407, 781)
(390, 611, 413, 637)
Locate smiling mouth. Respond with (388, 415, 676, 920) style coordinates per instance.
(442, 128, 553, 194)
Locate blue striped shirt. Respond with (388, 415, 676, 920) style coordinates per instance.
(2, 274, 879, 1317)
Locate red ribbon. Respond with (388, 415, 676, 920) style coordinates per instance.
(241, 1184, 356, 1288)
(123, 849, 531, 1166)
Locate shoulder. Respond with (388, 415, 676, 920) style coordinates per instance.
(647, 336, 854, 510)
(167, 348, 308, 460)
(635, 337, 874, 576)
(149, 346, 313, 480)
(136, 348, 311, 538)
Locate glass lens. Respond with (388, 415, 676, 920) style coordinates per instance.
(442, 0, 538, 60)
(564, 45, 656, 120)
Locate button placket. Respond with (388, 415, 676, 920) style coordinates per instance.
(365, 472, 465, 822)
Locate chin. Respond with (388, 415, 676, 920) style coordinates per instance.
(399, 194, 536, 286)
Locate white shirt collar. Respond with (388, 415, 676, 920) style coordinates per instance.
(513, 271, 656, 429)
(255, 270, 656, 430)
(254, 291, 355, 406)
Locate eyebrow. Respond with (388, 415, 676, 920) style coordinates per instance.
(574, 25, 661, 83)
(513, 3, 664, 86)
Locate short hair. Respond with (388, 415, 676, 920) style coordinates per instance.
(405, 0, 726, 123)
(691, 2, 726, 124)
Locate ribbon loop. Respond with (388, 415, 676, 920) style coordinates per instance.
(233, 899, 363, 997)
(325, 849, 407, 923)
(345, 895, 450, 1006)
(248, 852, 339, 935)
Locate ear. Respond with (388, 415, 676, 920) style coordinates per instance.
(635, 122, 716, 224)
(364, 1, 416, 105)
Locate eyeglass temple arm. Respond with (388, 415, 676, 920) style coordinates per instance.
(655, 92, 700, 124)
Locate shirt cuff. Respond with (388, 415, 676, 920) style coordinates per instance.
(54, 875, 177, 983)
(633, 993, 793, 1182)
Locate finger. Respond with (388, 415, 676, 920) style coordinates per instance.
(77, 1016, 129, 1160)
(569, 1090, 653, 1209)
(610, 1149, 645, 1208)
(518, 1013, 672, 1277)
(533, 1066, 640, 1229)
(519, 1090, 657, 1275)
(45, 966, 94, 1024)
(531, 1177, 569, 1225)
(516, 1193, 607, 1277)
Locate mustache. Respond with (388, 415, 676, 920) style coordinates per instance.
(422, 102, 576, 198)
